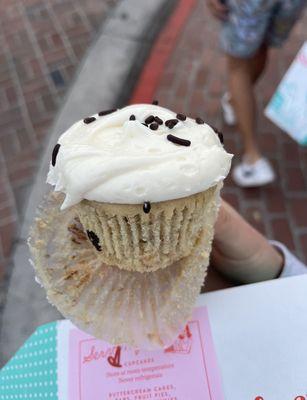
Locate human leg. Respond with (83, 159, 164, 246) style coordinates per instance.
(250, 43, 268, 84)
(227, 46, 275, 186)
(227, 53, 260, 162)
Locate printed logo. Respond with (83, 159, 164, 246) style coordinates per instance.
(164, 325, 193, 355)
(107, 346, 122, 368)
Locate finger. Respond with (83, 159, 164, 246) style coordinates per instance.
(213, 200, 283, 283)
(214, 201, 263, 259)
(214, 200, 232, 237)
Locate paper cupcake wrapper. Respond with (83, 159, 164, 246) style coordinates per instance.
(76, 185, 220, 272)
(28, 192, 217, 349)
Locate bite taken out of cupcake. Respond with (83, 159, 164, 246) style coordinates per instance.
(29, 103, 232, 349)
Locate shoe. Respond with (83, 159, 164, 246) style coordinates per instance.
(232, 157, 275, 187)
(221, 92, 237, 125)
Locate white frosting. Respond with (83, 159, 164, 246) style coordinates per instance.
(47, 104, 233, 209)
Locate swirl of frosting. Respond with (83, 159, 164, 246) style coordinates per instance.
(47, 104, 233, 209)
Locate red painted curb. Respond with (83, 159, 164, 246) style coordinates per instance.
(129, 0, 196, 104)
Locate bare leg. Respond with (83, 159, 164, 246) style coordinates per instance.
(227, 45, 268, 163)
(250, 44, 268, 84)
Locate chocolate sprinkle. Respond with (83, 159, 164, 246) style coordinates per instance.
(86, 230, 102, 251)
(154, 116, 163, 125)
(195, 117, 204, 124)
(142, 123, 148, 127)
(52, 144, 60, 166)
(129, 114, 136, 120)
(145, 115, 155, 124)
(167, 134, 191, 147)
(143, 201, 151, 213)
(83, 116, 96, 124)
(98, 108, 117, 117)
(152, 100, 159, 105)
(165, 119, 178, 126)
(165, 119, 179, 129)
(149, 122, 158, 130)
(218, 132, 224, 144)
(176, 113, 186, 121)
(211, 126, 224, 144)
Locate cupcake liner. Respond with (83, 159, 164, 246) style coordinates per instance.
(76, 184, 220, 272)
(28, 192, 218, 350)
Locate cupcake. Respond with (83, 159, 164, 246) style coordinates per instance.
(30, 103, 233, 349)
(47, 104, 232, 273)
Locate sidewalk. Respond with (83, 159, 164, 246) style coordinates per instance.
(153, 1, 307, 262)
(0, 0, 118, 277)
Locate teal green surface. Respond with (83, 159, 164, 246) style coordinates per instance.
(0, 322, 58, 399)
(299, 136, 307, 146)
(270, 91, 284, 112)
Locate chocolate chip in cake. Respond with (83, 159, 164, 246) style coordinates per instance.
(86, 230, 102, 251)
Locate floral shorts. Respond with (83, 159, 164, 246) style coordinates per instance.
(221, 0, 306, 58)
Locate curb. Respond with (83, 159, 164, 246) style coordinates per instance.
(130, 0, 197, 103)
(116, 0, 178, 107)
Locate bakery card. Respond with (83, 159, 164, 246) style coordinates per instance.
(67, 307, 224, 400)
